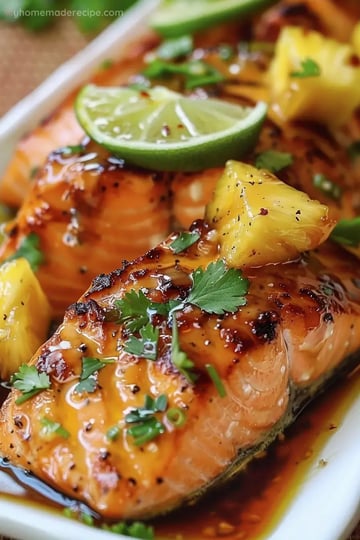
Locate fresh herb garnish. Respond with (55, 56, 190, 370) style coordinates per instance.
(106, 425, 121, 441)
(40, 417, 70, 439)
(11, 364, 51, 405)
(4, 232, 44, 272)
(29, 165, 40, 180)
(74, 356, 115, 394)
(102, 521, 154, 539)
(170, 231, 200, 253)
(126, 394, 167, 446)
(124, 322, 159, 360)
(156, 34, 193, 60)
(143, 59, 224, 89)
(255, 150, 293, 173)
(290, 57, 321, 78)
(171, 313, 197, 382)
(59, 144, 84, 156)
(347, 140, 360, 160)
(313, 173, 342, 201)
(116, 290, 152, 332)
(166, 407, 187, 427)
(205, 364, 226, 398)
(330, 217, 360, 247)
(187, 260, 249, 314)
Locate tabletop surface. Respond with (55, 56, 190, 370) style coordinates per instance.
(0, 12, 359, 540)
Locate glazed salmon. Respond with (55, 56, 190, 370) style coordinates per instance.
(0, 220, 360, 520)
(0, 33, 159, 208)
(2, 0, 359, 209)
(0, 140, 172, 317)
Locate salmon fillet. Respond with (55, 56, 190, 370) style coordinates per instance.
(0, 141, 172, 317)
(0, 220, 359, 519)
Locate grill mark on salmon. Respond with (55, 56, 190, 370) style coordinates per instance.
(0, 222, 359, 519)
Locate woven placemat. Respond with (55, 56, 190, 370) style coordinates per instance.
(0, 16, 359, 540)
(0, 18, 88, 116)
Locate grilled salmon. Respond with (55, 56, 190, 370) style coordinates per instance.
(1, 0, 359, 209)
(0, 140, 172, 318)
(0, 213, 360, 519)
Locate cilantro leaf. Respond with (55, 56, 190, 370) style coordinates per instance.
(74, 356, 114, 394)
(74, 377, 98, 394)
(40, 417, 70, 439)
(5, 232, 44, 271)
(255, 150, 293, 173)
(330, 217, 360, 247)
(143, 59, 224, 89)
(313, 173, 342, 201)
(170, 231, 200, 254)
(187, 260, 249, 314)
(171, 314, 197, 382)
(116, 290, 152, 332)
(290, 58, 321, 78)
(11, 364, 50, 404)
(156, 34, 193, 60)
(124, 322, 159, 360)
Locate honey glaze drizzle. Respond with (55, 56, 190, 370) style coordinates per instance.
(0, 368, 359, 539)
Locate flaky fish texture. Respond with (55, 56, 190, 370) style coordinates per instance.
(1, 221, 360, 519)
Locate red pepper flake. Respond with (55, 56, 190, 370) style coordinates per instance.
(140, 90, 150, 98)
(177, 123, 184, 128)
(259, 208, 268, 215)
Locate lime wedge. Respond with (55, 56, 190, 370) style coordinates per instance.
(150, 0, 275, 38)
(75, 85, 267, 171)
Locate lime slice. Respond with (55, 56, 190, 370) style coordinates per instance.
(75, 84, 267, 171)
(150, 0, 275, 38)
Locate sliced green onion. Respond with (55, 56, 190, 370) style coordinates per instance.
(166, 407, 187, 427)
(205, 364, 226, 398)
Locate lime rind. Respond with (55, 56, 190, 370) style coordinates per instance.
(75, 84, 267, 171)
(150, 0, 276, 38)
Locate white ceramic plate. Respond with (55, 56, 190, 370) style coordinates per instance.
(0, 3, 359, 539)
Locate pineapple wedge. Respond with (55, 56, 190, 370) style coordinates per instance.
(268, 26, 360, 127)
(205, 161, 335, 267)
(0, 258, 51, 380)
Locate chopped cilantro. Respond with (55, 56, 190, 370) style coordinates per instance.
(156, 34, 193, 60)
(40, 417, 70, 439)
(124, 322, 159, 360)
(313, 173, 342, 201)
(4, 232, 44, 272)
(116, 290, 152, 332)
(170, 231, 200, 254)
(143, 59, 224, 89)
(11, 364, 51, 405)
(205, 364, 226, 398)
(290, 58, 321, 78)
(255, 150, 293, 173)
(330, 217, 360, 247)
(187, 260, 249, 314)
(74, 356, 115, 394)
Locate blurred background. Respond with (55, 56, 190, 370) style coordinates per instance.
(0, 0, 138, 115)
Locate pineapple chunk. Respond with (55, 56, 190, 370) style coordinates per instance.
(0, 258, 51, 380)
(205, 161, 335, 267)
(268, 26, 360, 127)
(352, 22, 360, 55)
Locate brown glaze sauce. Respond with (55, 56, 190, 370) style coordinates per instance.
(0, 367, 359, 539)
